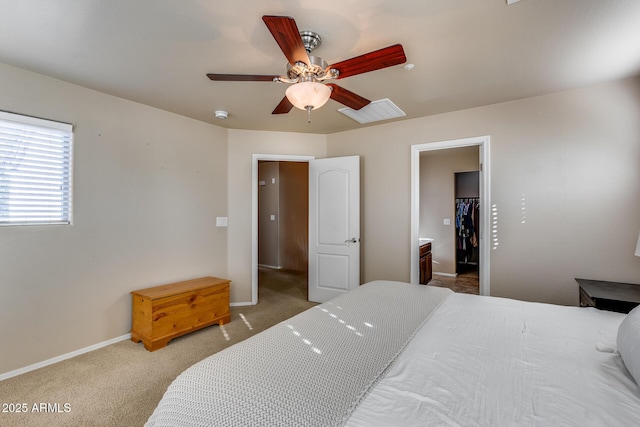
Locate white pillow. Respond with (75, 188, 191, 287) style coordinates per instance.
(617, 305, 640, 385)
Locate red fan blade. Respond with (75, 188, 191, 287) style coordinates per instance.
(262, 15, 310, 66)
(331, 44, 406, 79)
(327, 84, 371, 110)
(272, 96, 294, 114)
(207, 74, 278, 82)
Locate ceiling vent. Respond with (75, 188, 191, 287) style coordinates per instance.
(338, 98, 406, 124)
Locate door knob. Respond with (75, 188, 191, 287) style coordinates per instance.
(345, 238, 360, 243)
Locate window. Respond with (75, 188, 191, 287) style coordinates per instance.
(0, 111, 73, 226)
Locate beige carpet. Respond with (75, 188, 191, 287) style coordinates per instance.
(0, 268, 315, 427)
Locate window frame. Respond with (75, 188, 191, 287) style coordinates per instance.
(0, 111, 74, 227)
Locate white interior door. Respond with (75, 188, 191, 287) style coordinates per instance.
(308, 156, 360, 303)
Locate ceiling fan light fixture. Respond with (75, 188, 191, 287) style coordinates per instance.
(285, 81, 331, 111)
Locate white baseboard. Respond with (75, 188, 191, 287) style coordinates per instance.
(433, 272, 458, 277)
(0, 333, 131, 381)
(230, 301, 253, 307)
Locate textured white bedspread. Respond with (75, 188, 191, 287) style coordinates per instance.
(146, 281, 452, 427)
(346, 293, 640, 426)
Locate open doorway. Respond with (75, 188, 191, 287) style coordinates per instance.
(257, 160, 309, 303)
(251, 154, 360, 305)
(251, 154, 314, 305)
(410, 136, 490, 296)
(418, 148, 480, 294)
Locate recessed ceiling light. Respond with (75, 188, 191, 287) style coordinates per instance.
(404, 63, 415, 71)
(214, 110, 228, 119)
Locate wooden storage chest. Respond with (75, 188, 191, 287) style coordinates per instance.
(131, 276, 231, 351)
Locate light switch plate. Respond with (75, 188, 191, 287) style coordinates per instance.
(216, 217, 228, 227)
(443, 218, 451, 225)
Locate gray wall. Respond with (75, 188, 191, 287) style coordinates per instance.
(258, 161, 280, 268)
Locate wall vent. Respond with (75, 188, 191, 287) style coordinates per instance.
(338, 98, 406, 124)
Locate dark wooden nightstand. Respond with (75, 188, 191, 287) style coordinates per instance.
(575, 278, 640, 314)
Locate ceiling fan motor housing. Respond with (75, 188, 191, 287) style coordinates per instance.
(300, 30, 322, 53)
(286, 55, 338, 82)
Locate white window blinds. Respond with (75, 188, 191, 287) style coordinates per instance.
(0, 111, 73, 226)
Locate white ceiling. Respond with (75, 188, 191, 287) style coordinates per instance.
(0, 0, 639, 134)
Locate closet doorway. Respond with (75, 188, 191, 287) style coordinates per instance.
(454, 171, 480, 287)
(257, 160, 309, 302)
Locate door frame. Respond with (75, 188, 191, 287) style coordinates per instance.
(251, 154, 315, 304)
(410, 136, 491, 296)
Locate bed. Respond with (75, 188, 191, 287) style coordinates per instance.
(146, 280, 640, 426)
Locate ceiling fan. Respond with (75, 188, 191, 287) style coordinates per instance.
(206, 15, 407, 120)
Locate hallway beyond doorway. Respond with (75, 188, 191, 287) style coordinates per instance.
(258, 266, 310, 305)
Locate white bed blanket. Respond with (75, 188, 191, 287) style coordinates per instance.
(346, 293, 640, 426)
(146, 281, 452, 427)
